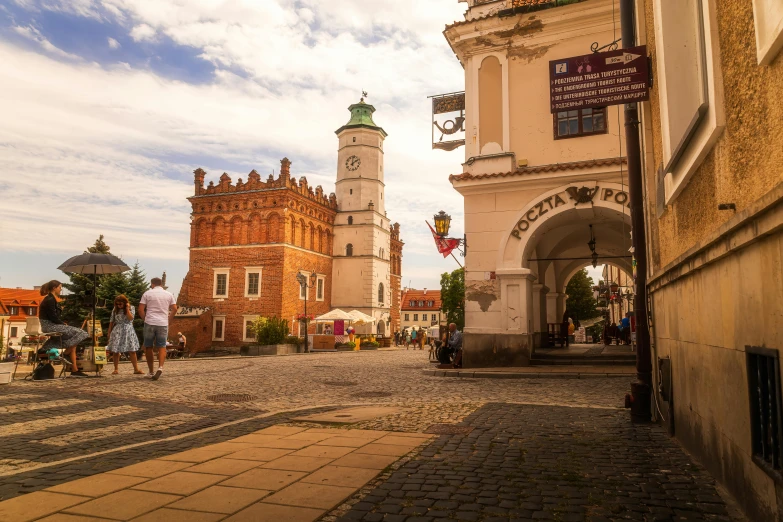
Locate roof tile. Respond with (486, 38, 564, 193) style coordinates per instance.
(449, 157, 626, 182)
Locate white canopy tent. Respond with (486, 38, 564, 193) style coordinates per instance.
(314, 309, 353, 322)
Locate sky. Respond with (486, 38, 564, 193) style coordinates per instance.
(0, 0, 477, 297)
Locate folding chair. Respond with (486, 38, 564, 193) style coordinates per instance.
(21, 317, 64, 378)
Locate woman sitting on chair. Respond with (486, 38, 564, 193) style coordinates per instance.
(39, 280, 89, 377)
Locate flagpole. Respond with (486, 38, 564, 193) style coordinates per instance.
(450, 252, 463, 268)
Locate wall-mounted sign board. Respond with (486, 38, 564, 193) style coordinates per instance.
(549, 46, 650, 113)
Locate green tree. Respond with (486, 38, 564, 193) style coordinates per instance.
(440, 267, 465, 330)
(565, 269, 600, 322)
(61, 235, 112, 329)
(97, 262, 149, 342)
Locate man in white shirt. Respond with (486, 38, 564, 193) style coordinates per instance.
(138, 277, 177, 380)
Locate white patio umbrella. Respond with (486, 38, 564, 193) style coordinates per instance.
(348, 310, 376, 325)
(314, 309, 353, 321)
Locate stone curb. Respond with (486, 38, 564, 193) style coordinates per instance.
(422, 369, 633, 379)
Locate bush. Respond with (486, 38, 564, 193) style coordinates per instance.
(249, 316, 290, 346)
(335, 341, 356, 349)
(284, 336, 302, 347)
(361, 341, 380, 348)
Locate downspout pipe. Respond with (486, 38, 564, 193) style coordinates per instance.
(620, 0, 653, 423)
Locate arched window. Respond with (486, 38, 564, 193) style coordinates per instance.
(378, 283, 384, 304)
(348, 216, 353, 225)
(346, 243, 353, 256)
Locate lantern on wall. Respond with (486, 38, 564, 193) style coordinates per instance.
(433, 211, 452, 237)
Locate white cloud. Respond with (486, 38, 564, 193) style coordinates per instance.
(13, 25, 82, 60)
(129, 23, 155, 42)
(0, 0, 469, 290)
(107, 36, 121, 49)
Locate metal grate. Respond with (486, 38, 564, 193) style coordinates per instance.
(207, 393, 256, 403)
(747, 346, 783, 479)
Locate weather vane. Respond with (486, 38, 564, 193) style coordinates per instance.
(362, 90, 368, 101)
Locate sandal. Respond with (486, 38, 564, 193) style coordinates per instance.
(133, 370, 144, 375)
(111, 371, 119, 375)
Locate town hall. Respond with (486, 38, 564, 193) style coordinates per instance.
(174, 97, 403, 350)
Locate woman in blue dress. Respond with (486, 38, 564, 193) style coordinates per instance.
(106, 295, 143, 375)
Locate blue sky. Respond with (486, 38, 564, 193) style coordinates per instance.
(0, 0, 474, 297)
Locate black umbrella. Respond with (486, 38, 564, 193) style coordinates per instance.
(58, 253, 131, 347)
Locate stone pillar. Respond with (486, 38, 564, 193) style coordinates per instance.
(532, 284, 549, 350)
(546, 292, 565, 325)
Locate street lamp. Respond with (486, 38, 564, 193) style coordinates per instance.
(433, 210, 467, 256)
(296, 271, 318, 353)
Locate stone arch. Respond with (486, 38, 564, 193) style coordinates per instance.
(290, 216, 297, 245)
(498, 182, 633, 271)
(479, 55, 503, 154)
(248, 213, 262, 244)
(268, 213, 280, 243)
(194, 217, 210, 247)
(212, 216, 228, 246)
(230, 216, 243, 245)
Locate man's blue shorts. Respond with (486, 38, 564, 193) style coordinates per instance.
(143, 324, 168, 348)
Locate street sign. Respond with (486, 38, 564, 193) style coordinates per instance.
(549, 45, 650, 113)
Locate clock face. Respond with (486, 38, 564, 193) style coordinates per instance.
(345, 155, 361, 171)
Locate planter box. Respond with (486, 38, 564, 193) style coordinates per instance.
(0, 362, 15, 385)
(240, 344, 302, 356)
(359, 345, 379, 351)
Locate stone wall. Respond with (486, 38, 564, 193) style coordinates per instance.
(640, 0, 783, 519)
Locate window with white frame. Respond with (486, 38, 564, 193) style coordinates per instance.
(245, 267, 262, 297)
(413, 314, 418, 321)
(213, 268, 230, 298)
(422, 313, 428, 321)
(10, 326, 18, 338)
(404, 313, 409, 321)
(654, 0, 725, 203)
(316, 275, 325, 301)
(752, 0, 783, 65)
(212, 316, 225, 341)
(243, 315, 259, 342)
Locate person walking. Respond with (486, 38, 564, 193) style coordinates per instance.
(405, 330, 411, 349)
(411, 328, 418, 349)
(106, 295, 143, 375)
(420, 329, 427, 351)
(38, 280, 90, 377)
(138, 277, 177, 380)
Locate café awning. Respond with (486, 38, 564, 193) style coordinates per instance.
(315, 309, 353, 322)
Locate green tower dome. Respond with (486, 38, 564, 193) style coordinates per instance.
(335, 97, 388, 137)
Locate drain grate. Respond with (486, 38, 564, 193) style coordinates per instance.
(351, 391, 393, 398)
(207, 393, 256, 403)
(323, 381, 359, 387)
(425, 424, 474, 435)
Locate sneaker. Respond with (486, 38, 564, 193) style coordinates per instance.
(152, 368, 163, 381)
(70, 370, 89, 378)
(144, 372, 155, 379)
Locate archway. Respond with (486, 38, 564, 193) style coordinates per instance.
(494, 182, 633, 347)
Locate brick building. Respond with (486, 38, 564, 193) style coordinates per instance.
(400, 289, 443, 333)
(389, 223, 403, 334)
(0, 288, 41, 356)
(175, 99, 404, 348)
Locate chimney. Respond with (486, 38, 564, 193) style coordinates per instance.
(423, 288, 427, 294)
(280, 157, 291, 178)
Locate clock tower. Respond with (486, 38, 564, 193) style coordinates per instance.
(331, 97, 392, 334)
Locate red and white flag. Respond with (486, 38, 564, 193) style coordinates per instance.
(426, 221, 461, 258)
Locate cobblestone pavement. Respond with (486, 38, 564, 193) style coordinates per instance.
(334, 403, 737, 522)
(0, 351, 740, 520)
